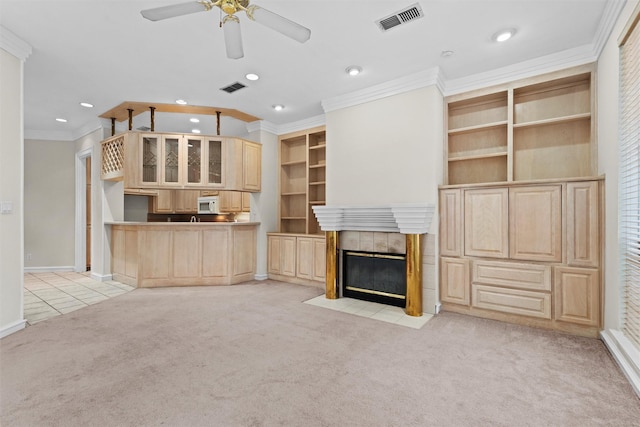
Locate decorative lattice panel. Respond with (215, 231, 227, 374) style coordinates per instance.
(101, 136, 125, 181)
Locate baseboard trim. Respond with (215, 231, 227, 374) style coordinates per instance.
(0, 319, 27, 338)
(91, 272, 113, 282)
(24, 266, 74, 273)
(254, 273, 268, 281)
(600, 329, 640, 398)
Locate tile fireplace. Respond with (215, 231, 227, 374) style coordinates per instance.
(313, 204, 436, 316)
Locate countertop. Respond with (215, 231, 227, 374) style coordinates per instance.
(105, 221, 260, 226)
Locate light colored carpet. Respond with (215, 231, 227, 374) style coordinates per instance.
(1, 280, 639, 426)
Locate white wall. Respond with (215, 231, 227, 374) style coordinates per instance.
(326, 85, 444, 227)
(0, 46, 26, 336)
(246, 127, 279, 279)
(326, 86, 443, 212)
(24, 139, 76, 269)
(597, 0, 639, 331)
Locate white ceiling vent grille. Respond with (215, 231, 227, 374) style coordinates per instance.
(220, 82, 246, 94)
(376, 3, 424, 32)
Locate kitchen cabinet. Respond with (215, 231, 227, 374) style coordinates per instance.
(267, 233, 325, 286)
(219, 191, 242, 213)
(101, 131, 260, 192)
(438, 178, 603, 337)
(110, 222, 257, 287)
(173, 189, 200, 213)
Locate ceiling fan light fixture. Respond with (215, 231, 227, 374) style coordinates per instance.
(223, 14, 244, 59)
(246, 5, 310, 43)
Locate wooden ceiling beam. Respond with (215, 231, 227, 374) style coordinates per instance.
(99, 101, 260, 123)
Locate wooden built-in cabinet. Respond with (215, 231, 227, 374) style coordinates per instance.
(278, 126, 326, 234)
(101, 131, 261, 192)
(444, 64, 595, 186)
(267, 233, 325, 287)
(439, 179, 603, 337)
(440, 64, 602, 337)
(148, 189, 249, 214)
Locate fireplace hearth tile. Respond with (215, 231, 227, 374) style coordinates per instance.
(303, 296, 432, 329)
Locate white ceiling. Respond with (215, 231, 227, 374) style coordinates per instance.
(0, 0, 622, 139)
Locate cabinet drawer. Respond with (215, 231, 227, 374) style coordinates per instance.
(473, 260, 551, 291)
(472, 284, 551, 319)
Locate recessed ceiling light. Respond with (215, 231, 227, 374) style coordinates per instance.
(190, 118, 200, 123)
(80, 102, 94, 108)
(245, 73, 259, 81)
(346, 66, 362, 76)
(273, 104, 284, 111)
(55, 118, 67, 123)
(176, 99, 187, 105)
(493, 28, 516, 42)
(441, 50, 454, 57)
(192, 129, 201, 134)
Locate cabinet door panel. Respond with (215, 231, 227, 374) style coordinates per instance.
(509, 185, 561, 262)
(567, 181, 599, 267)
(464, 188, 509, 258)
(267, 236, 281, 275)
(313, 238, 326, 282)
(472, 284, 551, 319)
(173, 230, 201, 278)
(440, 257, 470, 305)
(296, 237, 314, 280)
(202, 229, 229, 277)
(243, 141, 261, 191)
(281, 236, 297, 277)
(440, 189, 462, 257)
(473, 260, 551, 291)
(554, 266, 599, 326)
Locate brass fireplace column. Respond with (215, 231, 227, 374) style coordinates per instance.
(325, 230, 338, 299)
(405, 234, 422, 316)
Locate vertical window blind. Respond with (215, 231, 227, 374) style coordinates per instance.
(619, 9, 640, 351)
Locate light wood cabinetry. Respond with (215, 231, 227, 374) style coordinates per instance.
(173, 189, 200, 213)
(219, 191, 242, 213)
(278, 126, 326, 234)
(267, 233, 325, 287)
(509, 185, 561, 262)
(444, 64, 595, 185)
(101, 131, 261, 192)
(464, 188, 509, 258)
(439, 178, 603, 337)
(110, 222, 257, 287)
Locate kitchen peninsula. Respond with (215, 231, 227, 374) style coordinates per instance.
(107, 221, 258, 288)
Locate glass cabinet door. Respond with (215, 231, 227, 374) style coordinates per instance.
(186, 137, 203, 185)
(141, 135, 159, 185)
(163, 136, 181, 184)
(207, 139, 223, 185)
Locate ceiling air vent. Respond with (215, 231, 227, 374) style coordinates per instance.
(220, 82, 246, 94)
(376, 3, 424, 32)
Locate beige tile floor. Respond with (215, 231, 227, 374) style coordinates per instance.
(23, 272, 134, 325)
(304, 295, 433, 329)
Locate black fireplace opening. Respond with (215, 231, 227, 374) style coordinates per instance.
(342, 250, 407, 308)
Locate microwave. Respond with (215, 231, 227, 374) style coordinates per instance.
(197, 196, 220, 214)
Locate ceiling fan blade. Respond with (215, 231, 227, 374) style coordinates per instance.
(246, 5, 311, 43)
(223, 15, 244, 59)
(141, 1, 208, 21)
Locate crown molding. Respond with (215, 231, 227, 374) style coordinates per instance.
(443, 45, 599, 96)
(594, 0, 627, 54)
(274, 114, 326, 135)
(0, 26, 32, 60)
(24, 129, 74, 142)
(71, 119, 105, 141)
(321, 67, 443, 114)
(246, 120, 279, 135)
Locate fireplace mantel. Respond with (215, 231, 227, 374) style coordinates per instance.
(312, 204, 436, 234)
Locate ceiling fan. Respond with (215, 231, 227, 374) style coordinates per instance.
(141, 0, 311, 59)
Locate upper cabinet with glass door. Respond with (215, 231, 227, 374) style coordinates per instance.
(103, 131, 258, 191)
